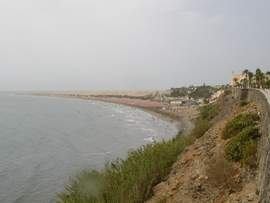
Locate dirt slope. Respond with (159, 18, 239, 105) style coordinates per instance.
(147, 95, 260, 203)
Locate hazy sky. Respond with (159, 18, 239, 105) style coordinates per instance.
(0, 0, 269, 90)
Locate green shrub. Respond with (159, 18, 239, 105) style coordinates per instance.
(191, 119, 211, 138)
(242, 140, 258, 167)
(190, 103, 219, 138)
(58, 136, 189, 203)
(199, 104, 219, 121)
(222, 113, 260, 139)
(225, 126, 259, 166)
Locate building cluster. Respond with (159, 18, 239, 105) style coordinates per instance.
(156, 87, 224, 113)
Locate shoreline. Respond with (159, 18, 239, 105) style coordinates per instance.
(31, 93, 197, 135)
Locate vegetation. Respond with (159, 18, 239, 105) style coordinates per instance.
(225, 126, 260, 167)
(191, 119, 211, 139)
(59, 136, 188, 203)
(191, 103, 219, 138)
(189, 85, 216, 99)
(59, 103, 219, 203)
(199, 103, 219, 121)
(237, 68, 270, 89)
(223, 112, 260, 167)
(222, 113, 260, 139)
(170, 85, 218, 100)
(170, 87, 190, 97)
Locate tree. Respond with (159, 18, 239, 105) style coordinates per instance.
(265, 72, 270, 89)
(242, 69, 249, 78)
(240, 78, 248, 89)
(247, 71, 254, 88)
(255, 68, 264, 88)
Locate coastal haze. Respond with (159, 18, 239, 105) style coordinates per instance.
(0, 93, 178, 203)
(0, 0, 270, 91)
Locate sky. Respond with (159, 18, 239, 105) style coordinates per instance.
(0, 0, 269, 91)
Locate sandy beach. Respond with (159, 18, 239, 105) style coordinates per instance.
(32, 92, 198, 135)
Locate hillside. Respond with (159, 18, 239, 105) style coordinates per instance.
(148, 91, 261, 202)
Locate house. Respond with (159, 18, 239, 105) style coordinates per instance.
(170, 100, 183, 106)
(230, 73, 246, 87)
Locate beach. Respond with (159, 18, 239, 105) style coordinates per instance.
(32, 91, 198, 135)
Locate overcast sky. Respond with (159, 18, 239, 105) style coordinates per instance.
(0, 0, 269, 90)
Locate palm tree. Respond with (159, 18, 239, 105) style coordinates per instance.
(240, 78, 248, 88)
(265, 72, 270, 89)
(255, 68, 264, 88)
(242, 78, 248, 89)
(247, 71, 254, 88)
(241, 69, 249, 88)
(242, 69, 249, 78)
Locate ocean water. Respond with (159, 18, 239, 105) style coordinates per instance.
(0, 93, 178, 203)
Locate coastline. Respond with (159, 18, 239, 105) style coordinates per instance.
(31, 93, 198, 135)
(88, 97, 197, 136)
(48, 92, 213, 202)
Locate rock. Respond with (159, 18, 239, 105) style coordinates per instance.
(247, 194, 254, 201)
(191, 174, 199, 180)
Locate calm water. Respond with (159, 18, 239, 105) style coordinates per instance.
(0, 93, 178, 203)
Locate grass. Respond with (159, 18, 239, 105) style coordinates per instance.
(58, 103, 219, 203)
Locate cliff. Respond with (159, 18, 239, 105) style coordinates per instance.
(148, 89, 263, 202)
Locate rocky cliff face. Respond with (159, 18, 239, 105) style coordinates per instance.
(148, 91, 261, 203)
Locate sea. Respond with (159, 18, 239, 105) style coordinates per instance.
(0, 93, 178, 203)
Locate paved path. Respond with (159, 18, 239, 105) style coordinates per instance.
(260, 89, 270, 104)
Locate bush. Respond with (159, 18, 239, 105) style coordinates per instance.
(199, 104, 219, 121)
(191, 119, 211, 138)
(190, 103, 219, 138)
(58, 136, 189, 203)
(222, 113, 260, 139)
(225, 126, 259, 166)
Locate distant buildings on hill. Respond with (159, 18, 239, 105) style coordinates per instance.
(230, 73, 246, 87)
(158, 85, 224, 112)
